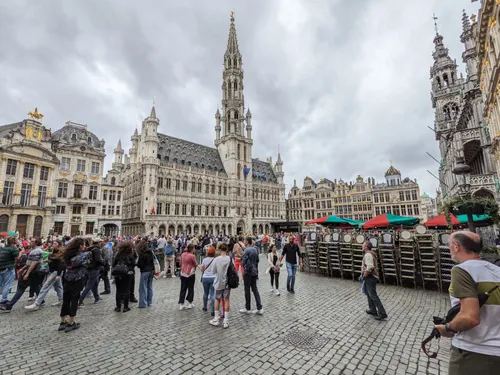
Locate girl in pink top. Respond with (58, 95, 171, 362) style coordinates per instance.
(178, 244, 198, 310)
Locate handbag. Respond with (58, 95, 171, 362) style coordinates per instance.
(200, 258, 215, 282)
(152, 250, 161, 276)
(111, 260, 128, 276)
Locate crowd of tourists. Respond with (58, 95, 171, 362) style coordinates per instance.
(0, 232, 303, 332)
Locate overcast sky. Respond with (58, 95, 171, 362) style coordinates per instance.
(0, 0, 480, 198)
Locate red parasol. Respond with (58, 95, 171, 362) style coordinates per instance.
(424, 213, 459, 228)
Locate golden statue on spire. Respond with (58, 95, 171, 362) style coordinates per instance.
(231, 11, 235, 18)
(28, 107, 44, 121)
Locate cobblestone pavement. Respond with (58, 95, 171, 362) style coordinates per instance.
(0, 255, 452, 375)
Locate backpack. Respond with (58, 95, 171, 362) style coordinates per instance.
(227, 259, 239, 289)
(64, 253, 88, 282)
(111, 257, 129, 276)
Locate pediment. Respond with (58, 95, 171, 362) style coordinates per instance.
(1, 142, 59, 163)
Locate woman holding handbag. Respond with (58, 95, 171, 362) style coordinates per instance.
(267, 244, 281, 296)
(136, 240, 154, 308)
(200, 246, 216, 316)
(112, 241, 136, 313)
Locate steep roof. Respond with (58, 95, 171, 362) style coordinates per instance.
(421, 192, 430, 199)
(252, 158, 277, 183)
(384, 164, 401, 176)
(52, 122, 101, 148)
(157, 133, 225, 172)
(0, 122, 23, 139)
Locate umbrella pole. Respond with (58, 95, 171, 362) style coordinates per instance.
(466, 212, 476, 233)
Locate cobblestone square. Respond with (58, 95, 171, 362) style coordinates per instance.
(0, 255, 452, 375)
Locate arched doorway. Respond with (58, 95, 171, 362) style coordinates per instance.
(177, 224, 184, 236)
(194, 224, 199, 235)
(258, 224, 263, 234)
(227, 224, 232, 235)
(103, 223, 119, 237)
(264, 224, 270, 234)
(252, 224, 257, 234)
(168, 225, 175, 236)
(473, 188, 495, 199)
(237, 220, 245, 235)
(0, 214, 8, 232)
(201, 224, 207, 235)
(16, 215, 28, 238)
(208, 224, 213, 235)
(33, 216, 43, 238)
(159, 224, 166, 236)
(221, 224, 226, 235)
(186, 224, 192, 235)
(215, 224, 220, 234)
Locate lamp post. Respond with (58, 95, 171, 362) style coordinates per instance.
(452, 156, 475, 232)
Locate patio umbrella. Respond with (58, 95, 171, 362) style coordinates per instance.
(424, 213, 460, 228)
(0, 231, 17, 237)
(343, 218, 364, 227)
(323, 215, 353, 225)
(362, 213, 419, 229)
(305, 215, 330, 225)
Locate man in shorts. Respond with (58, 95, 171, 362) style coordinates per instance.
(209, 243, 231, 328)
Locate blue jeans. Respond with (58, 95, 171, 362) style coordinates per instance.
(79, 269, 100, 303)
(139, 271, 154, 307)
(286, 263, 298, 291)
(0, 268, 15, 302)
(202, 277, 215, 312)
(35, 271, 63, 306)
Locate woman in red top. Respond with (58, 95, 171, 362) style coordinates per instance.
(178, 244, 198, 310)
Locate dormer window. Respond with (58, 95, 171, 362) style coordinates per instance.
(87, 136, 92, 146)
(71, 133, 77, 143)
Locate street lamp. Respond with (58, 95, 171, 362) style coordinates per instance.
(452, 156, 475, 232)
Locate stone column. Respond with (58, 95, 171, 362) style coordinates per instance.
(14, 161, 25, 205)
(0, 157, 7, 203)
(32, 164, 41, 206)
(7, 214, 18, 232)
(26, 215, 35, 238)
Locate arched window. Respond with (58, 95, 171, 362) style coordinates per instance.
(87, 136, 92, 146)
(111, 177, 116, 185)
(237, 144, 241, 160)
(71, 133, 77, 142)
(436, 77, 441, 88)
(234, 81, 238, 90)
(0, 214, 8, 232)
(237, 163, 241, 177)
(234, 111, 238, 120)
(243, 146, 247, 162)
(443, 73, 449, 87)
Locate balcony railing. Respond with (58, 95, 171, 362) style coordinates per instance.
(470, 173, 495, 187)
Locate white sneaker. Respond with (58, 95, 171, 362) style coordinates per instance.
(223, 321, 229, 329)
(270, 288, 275, 293)
(171, 275, 176, 278)
(163, 276, 167, 279)
(239, 308, 251, 314)
(51, 301, 62, 307)
(24, 303, 39, 311)
(252, 309, 264, 315)
(27, 297, 35, 301)
(275, 290, 280, 296)
(186, 303, 194, 309)
(179, 304, 186, 310)
(209, 318, 220, 326)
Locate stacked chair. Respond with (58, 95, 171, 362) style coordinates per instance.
(414, 224, 440, 291)
(305, 239, 318, 274)
(317, 235, 330, 276)
(329, 232, 343, 278)
(378, 232, 399, 286)
(437, 232, 453, 293)
(352, 234, 365, 280)
(398, 229, 417, 289)
(340, 233, 355, 280)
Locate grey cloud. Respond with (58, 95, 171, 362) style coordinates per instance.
(0, 0, 480, 197)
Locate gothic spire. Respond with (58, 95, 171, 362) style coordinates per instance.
(226, 11, 240, 57)
(116, 139, 123, 151)
(462, 9, 471, 34)
(150, 105, 156, 119)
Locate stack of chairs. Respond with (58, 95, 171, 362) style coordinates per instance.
(305, 240, 318, 274)
(398, 229, 417, 289)
(437, 232, 452, 293)
(378, 232, 399, 286)
(415, 225, 439, 291)
(340, 233, 355, 280)
(329, 232, 342, 278)
(318, 235, 330, 276)
(352, 234, 366, 280)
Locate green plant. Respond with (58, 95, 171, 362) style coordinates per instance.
(441, 196, 500, 228)
(481, 246, 499, 255)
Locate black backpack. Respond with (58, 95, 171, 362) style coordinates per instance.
(227, 260, 239, 289)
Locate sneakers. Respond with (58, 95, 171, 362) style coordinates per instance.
(209, 318, 220, 326)
(129, 297, 138, 303)
(24, 303, 39, 311)
(239, 309, 251, 314)
(252, 309, 264, 315)
(101, 291, 111, 295)
(94, 298, 102, 304)
(223, 321, 229, 329)
(51, 300, 62, 307)
(27, 297, 35, 301)
(123, 307, 131, 313)
(114, 307, 121, 312)
(0, 304, 12, 313)
(64, 322, 80, 333)
(186, 303, 194, 309)
(78, 301, 84, 308)
(57, 322, 67, 331)
(275, 290, 281, 296)
(270, 288, 275, 293)
(374, 314, 388, 321)
(179, 304, 187, 310)
(366, 310, 377, 315)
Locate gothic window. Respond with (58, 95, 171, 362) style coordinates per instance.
(234, 81, 238, 90)
(71, 133, 77, 142)
(237, 163, 241, 177)
(436, 76, 441, 88)
(237, 144, 241, 159)
(451, 72, 455, 84)
(87, 136, 92, 146)
(244, 146, 247, 161)
(234, 111, 238, 120)
(443, 73, 449, 87)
